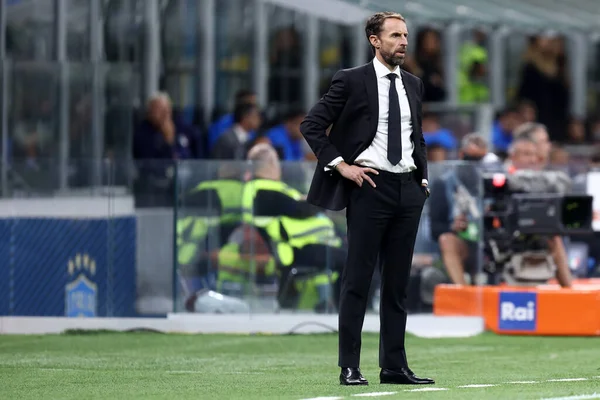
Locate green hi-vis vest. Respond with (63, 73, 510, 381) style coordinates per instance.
(265, 216, 342, 267)
(241, 178, 342, 268)
(295, 271, 340, 310)
(219, 179, 342, 309)
(215, 179, 304, 287)
(241, 179, 303, 228)
(177, 179, 244, 266)
(216, 242, 277, 287)
(458, 44, 489, 104)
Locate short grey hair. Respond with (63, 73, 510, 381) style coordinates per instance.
(248, 143, 279, 164)
(147, 91, 172, 108)
(508, 136, 536, 156)
(460, 133, 488, 150)
(513, 122, 547, 140)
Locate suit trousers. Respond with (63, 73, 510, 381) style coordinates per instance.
(338, 169, 426, 369)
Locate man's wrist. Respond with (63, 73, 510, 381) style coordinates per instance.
(325, 156, 344, 172)
(421, 179, 428, 186)
(335, 161, 347, 172)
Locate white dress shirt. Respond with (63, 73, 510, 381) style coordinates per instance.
(233, 125, 250, 144)
(327, 57, 427, 186)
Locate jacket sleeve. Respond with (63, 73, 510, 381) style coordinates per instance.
(417, 78, 428, 181)
(254, 190, 321, 219)
(211, 135, 232, 160)
(300, 70, 348, 167)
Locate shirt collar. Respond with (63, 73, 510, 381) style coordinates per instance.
(233, 125, 249, 143)
(373, 56, 401, 80)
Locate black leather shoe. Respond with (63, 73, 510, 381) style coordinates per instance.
(380, 368, 435, 385)
(340, 367, 368, 385)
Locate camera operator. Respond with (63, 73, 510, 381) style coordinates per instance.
(513, 122, 552, 169)
(504, 137, 572, 287)
(430, 134, 489, 285)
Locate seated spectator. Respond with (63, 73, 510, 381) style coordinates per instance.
(264, 108, 307, 161)
(133, 92, 201, 160)
(427, 143, 447, 162)
(566, 117, 587, 144)
(549, 145, 570, 168)
(492, 105, 524, 156)
(211, 103, 262, 160)
(429, 134, 488, 285)
(132, 92, 201, 207)
(517, 99, 537, 123)
(505, 135, 540, 172)
(513, 122, 552, 169)
(208, 90, 257, 150)
(422, 112, 457, 151)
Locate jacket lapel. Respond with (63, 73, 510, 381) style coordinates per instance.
(401, 70, 419, 142)
(364, 62, 379, 136)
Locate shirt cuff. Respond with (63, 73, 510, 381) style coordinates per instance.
(421, 179, 428, 186)
(324, 156, 344, 171)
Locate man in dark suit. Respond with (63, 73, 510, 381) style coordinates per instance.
(300, 12, 434, 386)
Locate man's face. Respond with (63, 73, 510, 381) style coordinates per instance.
(148, 99, 171, 125)
(531, 128, 551, 162)
(519, 104, 536, 122)
(501, 111, 523, 133)
(422, 116, 439, 133)
(371, 18, 408, 67)
(427, 147, 447, 162)
(245, 109, 262, 131)
(511, 142, 539, 170)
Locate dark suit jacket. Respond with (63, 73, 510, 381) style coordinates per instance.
(211, 129, 248, 160)
(300, 61, 428, 211)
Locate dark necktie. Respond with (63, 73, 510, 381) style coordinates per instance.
(387, 73, 402, 165)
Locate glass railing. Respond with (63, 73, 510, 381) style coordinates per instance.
(0, 158, 598, 319)
(171, 159, 488, 316)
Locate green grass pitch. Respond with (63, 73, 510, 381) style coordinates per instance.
(0, 331, 599, 399)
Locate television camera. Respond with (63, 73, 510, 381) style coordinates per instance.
(482, 170, 594, 285)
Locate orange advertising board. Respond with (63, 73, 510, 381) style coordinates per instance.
(434, 281, 600, 336)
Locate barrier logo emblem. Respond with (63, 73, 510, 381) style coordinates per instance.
(498, 292, 537, 331)
(65, 253, 97, 317)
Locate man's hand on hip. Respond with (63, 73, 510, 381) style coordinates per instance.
(336, 162, 378, 188)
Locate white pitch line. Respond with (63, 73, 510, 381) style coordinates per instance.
(405, 388, 449, 392)
(458, 384, 497, 388)
(36, 368, 80, 372)
(165, 370, 203, 374)
(547, 378, 589, 382)
(540, 393, 600, 400)
(300, 397, 343, 400)
(300, 376, 598, 400)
